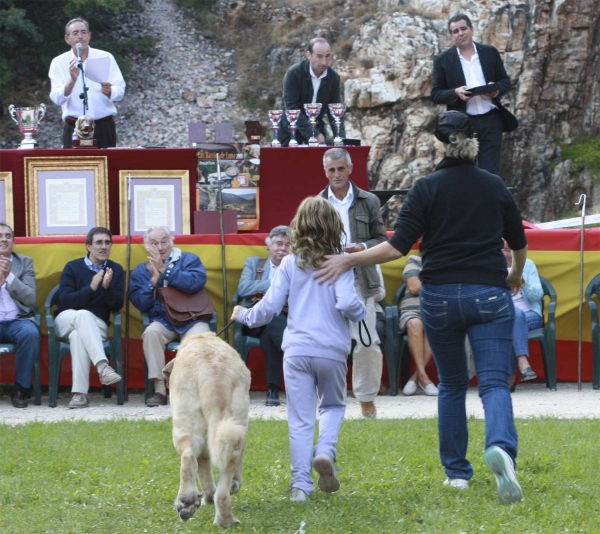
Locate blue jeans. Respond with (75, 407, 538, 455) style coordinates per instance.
(420, 284, 518, 480)
(0, 319, 40, 389)
(512, 308, 543, 359)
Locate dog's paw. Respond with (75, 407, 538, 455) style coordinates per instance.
(175, 493, 200, 522)
(214, 514, 240, 528)
(230, 480, 241, 495)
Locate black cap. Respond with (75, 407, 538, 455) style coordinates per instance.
(434, 111, 475, 143)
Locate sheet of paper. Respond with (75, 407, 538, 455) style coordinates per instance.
(85, 57, 110, 84)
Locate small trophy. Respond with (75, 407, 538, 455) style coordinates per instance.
(267, 110, 283, 147)
(8, 104, 46, 149)
(285, 109, 301, 147)
(328, 103, 346, 146)
(303, 103, 322, 146)
(73, 115, 97, 148)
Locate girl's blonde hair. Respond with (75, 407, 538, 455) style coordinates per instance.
(291, 196, 345, 270)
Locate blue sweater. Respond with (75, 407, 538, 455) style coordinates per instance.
(56, 258, 124, 325)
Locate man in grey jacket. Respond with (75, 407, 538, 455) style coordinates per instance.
(320, 148, 387, 417)
(278, 37, 345, 146)
(0, 223, 40, 408)
(236, 225, 290, 406)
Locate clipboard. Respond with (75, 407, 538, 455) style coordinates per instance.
(467, 83, 499, 96)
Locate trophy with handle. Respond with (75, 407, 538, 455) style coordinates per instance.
(328, 103, 347, 146)
(303, 103, 322, 146)
(285, 109, 301, 147)
(267, 110, 283, 147)
(8, 104, 46, 149)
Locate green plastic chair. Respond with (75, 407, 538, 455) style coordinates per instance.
(585, 274, 600, 390)
(141, 310, 217, 401)
(231, 289, 261, 364)
(527, 276, 558, 391)
(384, 283, 412, 396)
(45, 285, 124, 407)
(0, 307, 42, 405)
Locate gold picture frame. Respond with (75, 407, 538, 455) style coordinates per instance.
(0, 172, 14, 229)
(119, 170, 190, 235)
(24, 156, 109, 236)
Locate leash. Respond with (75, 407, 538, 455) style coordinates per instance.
(216, 319, 235, 337)
(359, 319, 372, 347)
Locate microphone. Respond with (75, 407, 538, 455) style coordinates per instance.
(76, 43, 83, 66)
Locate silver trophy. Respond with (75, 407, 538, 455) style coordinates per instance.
(267, 110, 283, 147)
(303, 103, 322, 146)
(328, 103, 347, 146)
(285, 109, 301, 147)
(8, 104, 46, 149)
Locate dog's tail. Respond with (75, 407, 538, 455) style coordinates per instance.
(207, 415, 246, 470)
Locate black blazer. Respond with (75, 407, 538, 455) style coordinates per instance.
(431, 43, 518, 132)
(278, 58, 345, 145)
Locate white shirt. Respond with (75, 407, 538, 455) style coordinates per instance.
(457, 44, 496, 116)
(0, 257, 18, 322)
(310, 66, 327, 104)
(49, 46, 126, 120)
(268, 259, 278, 281)
(327, 185, 354, 246)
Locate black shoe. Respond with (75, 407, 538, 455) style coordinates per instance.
(266, 389, 280, 407)
(11, 391, 28, 408)
(520, 367, 537, 381)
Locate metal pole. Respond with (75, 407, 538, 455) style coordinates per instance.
(216, 154, 229, 342)
(575, 194, 586, 391)
(123, 173, 132, 402)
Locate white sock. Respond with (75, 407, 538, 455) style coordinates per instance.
(96, 360, 108, 372)
(154, 379, 166, 395)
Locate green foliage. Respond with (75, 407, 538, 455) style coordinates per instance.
(1, 418, 600, 533)
(561, 137, 600, 176)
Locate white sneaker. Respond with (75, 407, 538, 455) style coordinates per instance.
(419, 381, 439, 396)
(484, 446, 523, 504)
(99, 365, 122, 386)
(312, 454, 340, 493)
(402, 379, 418, 396)
(444, 477, 469, 490)
(289, 487, 308, 503)
(68, 393, 89, 409)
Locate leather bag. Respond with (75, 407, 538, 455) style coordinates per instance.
(157, 286, 215, 326)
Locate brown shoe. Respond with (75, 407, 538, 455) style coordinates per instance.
(360, 400, 376, 418)
(145, 392, 168, 407)
(11, 391, 28, 409)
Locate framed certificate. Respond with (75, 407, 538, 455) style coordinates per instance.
(24, 156, 109, 236)
(118, 170, 190, 235)
(0, 172, 14, 229)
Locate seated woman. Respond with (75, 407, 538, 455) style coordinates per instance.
(502, 241, 543, 385)
(398, 243, 438, 396)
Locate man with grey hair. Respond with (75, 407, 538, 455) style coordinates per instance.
(236, 225, 290, 406)
(278, 37, 345, 146)
(49, 18, 126, 148)
(129, 226, 210, 406)
(319, 147, 388, 418)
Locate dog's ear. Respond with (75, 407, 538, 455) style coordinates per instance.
(162, 359, 176, 380)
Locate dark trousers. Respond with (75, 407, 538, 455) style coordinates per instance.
(0, 319, 40, 390)
(469, 110, 503, 176)
(244, 312, 287, 389)
(62, 117, 117, 148)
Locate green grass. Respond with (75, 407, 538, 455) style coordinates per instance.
(1, 418, 600, 533)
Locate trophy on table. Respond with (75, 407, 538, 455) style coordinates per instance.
(8, 104, 46, 149)
(328, 103, 347, 146)
(303, 103, 322, 146)
(285, 109, 301, 147)
(267, 110, 283, 147)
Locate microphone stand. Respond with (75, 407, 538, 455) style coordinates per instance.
(77, 54, 89, 115)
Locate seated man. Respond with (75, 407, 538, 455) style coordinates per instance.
(236, 225, 290, 406)
(398, 246, 438, 396)
(0, 223, 40, 408)
(502, 240, 543, 385)
(130, 226, 211, 407)
(55, 227, 123, 409)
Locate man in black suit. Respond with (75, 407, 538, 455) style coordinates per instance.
(278, 37, 345, 146)
(431, 14, 518, 175)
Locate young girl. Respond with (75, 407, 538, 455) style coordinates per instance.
(232, 196, 366, 502)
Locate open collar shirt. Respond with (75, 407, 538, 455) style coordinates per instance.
(457, 43, 497, 116)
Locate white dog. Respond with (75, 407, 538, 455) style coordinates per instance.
(163, 332, 251, 527)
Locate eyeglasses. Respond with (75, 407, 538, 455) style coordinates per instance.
(93, 240, 112, 246)
(273, 241, 291, 249)
(70, 30, 89, 36)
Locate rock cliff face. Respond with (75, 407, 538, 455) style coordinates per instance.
(3, 0, 599, 222)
